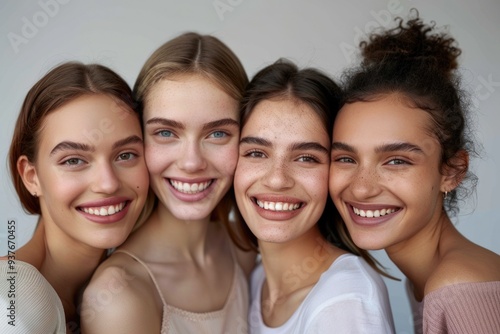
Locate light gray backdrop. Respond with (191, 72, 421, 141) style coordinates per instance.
(1, 1, 499, 333)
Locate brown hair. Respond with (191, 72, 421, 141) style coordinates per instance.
(237, 59, 390, 276)
(133, 32, 250, 249)
(134, 32, 248, 111)
(9, 61, 138, 215)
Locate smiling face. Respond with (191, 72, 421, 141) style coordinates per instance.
(26, 94, 148, 249)
(329, 94, 452, 252)
(234, 98, 330, 244)
(143, 74, 240, 221)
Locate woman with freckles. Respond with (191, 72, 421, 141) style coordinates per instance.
(82, 32, 256, 334)
(329, 11, 500, 333)
(0, 62, 149, 333)
(233, 59, 395, 333)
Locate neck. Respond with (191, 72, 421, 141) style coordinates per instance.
(385, 211, 454, 300)
(125, 203, 213, 263)
(17, 219, 105, 320)
(258, 226, 343, 303)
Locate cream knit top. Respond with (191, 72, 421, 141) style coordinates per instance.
(0, 260, 66, 333)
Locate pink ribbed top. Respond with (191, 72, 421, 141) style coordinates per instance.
(408, 281, 500, 334)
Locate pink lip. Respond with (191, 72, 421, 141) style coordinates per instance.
(166, 178, 215, 202)
(346, 202, 401, 227)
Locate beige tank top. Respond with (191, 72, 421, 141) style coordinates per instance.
(114, 249, 249, 334)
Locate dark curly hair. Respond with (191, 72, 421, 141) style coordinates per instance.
(341, 9, 478, 215)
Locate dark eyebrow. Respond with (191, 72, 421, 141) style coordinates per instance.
(50, 141, 94, 156)
(331, 141, 424, 155)
(112, 135, 143, 150)
(291, 142, 329, 155)
(375, 142, 424, 154)
(241, 136, 328, 155)
(202, 118, 239, 131)
(240, 136, 271, 147)
(145, 117, 184, 129)
(331, 142, 355, 153)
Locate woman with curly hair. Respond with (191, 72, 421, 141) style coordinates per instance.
(329, 10, 500, 333)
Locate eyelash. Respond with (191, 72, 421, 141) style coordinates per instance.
(243, 149, 266, 158)
(208, 130, 229, 139)
(386, 158, 411, 165)
(155, 129, 174, 138)
(61, 157, 85, 166)
(297, 154, 320, 163)
(117, 152, 138, 161)
(333, 156, 355, 164)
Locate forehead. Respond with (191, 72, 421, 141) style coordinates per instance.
(144, 74, 238, 121)
(39, 94, 140, 147)
(243, 98, 328, 141)
(334, 95, 435, 144)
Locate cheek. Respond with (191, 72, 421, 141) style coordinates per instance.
(144, 143, 170, 174)
(329, 167, 350, 196)
(213, 145, 239, 175)
(304, 169, 329, 200)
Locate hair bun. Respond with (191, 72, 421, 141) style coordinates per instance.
(360, 9, 461, 79)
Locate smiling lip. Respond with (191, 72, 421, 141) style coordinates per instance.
(251, 195, 305, 221)
(167, 177, 215, 202)
(346, 202, 401, 227)
(77, 197, 132, 224)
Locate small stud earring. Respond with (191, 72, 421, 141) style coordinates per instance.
(33, 192, 37, 197)
(443, 191, 448, 200)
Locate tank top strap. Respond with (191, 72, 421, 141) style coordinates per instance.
(113, 249, 168, 307)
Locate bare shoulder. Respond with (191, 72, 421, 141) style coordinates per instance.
(80, 253, 162, 333)
(426, 242, 500, 295)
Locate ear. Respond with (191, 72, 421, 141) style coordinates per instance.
(17, 155, 41, 196)
(440, 149, 469, 192)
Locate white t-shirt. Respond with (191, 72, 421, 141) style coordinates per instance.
(248, 254, 395, 334)
(0, 260, 66, 333)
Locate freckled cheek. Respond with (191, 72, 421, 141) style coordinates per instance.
(302, 171, 329, 201)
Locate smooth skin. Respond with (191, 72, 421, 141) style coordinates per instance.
(82, 75, 256, 334)
(329, 93, 500, 301)
(2, 94, 149, 327)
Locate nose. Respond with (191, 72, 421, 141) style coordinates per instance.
(262, 161, 294, 190)
(348, 165, 382, 199)
(91, 161, 120, 194)
(176, 140, 207, 173)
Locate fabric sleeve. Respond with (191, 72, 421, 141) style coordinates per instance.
(305, 298, 395, 334)
(423, 282, 500, 334)
(0, 261, 66, 333)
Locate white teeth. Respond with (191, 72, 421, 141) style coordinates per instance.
(256, 200, 301, 212)
(353, 206, 397, 218)
(170, 180, 211, 194)
(82, 202, 126, 216)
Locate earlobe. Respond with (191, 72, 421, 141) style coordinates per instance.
(17, 155, 41, 196)
(440, 150, 469, 192)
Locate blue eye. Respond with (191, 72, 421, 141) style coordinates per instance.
(158, 130, 173, 137)
(210, 131, 227, 138)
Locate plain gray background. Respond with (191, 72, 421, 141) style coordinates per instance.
(1, 1, 499, 332)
